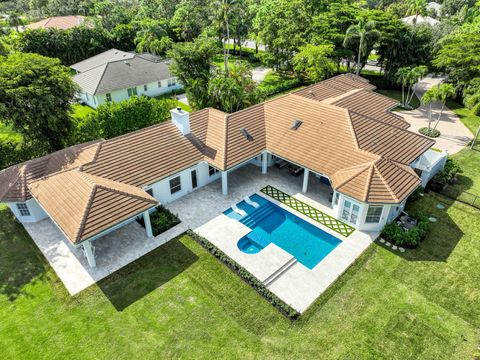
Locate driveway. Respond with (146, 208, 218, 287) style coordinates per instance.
(396, 76, 472, 154)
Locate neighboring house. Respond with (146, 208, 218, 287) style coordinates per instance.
(26, 15, 86, 30)
(0, 74, 445, 268)
(71, 49, 182, 109)
(401, 15, 440, 26)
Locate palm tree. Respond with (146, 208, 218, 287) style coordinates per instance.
(395, 67, 411, 106)
(343, 19, 381, 76)
(406, 0, 427, 25)
(422, 89, 436, 130)
(134, 20, 169, 55)
(432, 83, 456, 130)
(217, 0, 238, 73)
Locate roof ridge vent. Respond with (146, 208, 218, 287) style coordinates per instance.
(240, 128, 253, 142)
(290, 119, 303, 130)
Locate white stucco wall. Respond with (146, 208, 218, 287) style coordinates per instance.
(149, 162, 221, 205)
(79, 78, 183, 109)
(7, 198, 48, 223)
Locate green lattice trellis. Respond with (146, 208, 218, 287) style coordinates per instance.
(260, 185, 355, 237)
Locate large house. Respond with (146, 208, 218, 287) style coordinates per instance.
(0, 74, 445, 268)
(71, 49, 182, 108)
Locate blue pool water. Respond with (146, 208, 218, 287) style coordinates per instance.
(223, 194, 342, 269)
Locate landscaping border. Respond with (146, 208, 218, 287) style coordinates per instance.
(187, 230, 300, 319)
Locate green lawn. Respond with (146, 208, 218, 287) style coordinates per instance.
(447, 99, 480, 135)
(212, 53, 260, 70)
(1, 188, 479, 358)
(0, 121, 22, 142)
(71, 103, 96, 120)
(376, 89, 421, 111)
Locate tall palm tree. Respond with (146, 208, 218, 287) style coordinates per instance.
(343, 19, 381, 76)
(432, 83, 456, 130)
(406, 0, 427, 25)
(134, 20, 169, 55)
(217, 0, 238, 73)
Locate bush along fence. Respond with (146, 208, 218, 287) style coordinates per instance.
(187, 230, 300, 320)
(137, 205, 181, 236)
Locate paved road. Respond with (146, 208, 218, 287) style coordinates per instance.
(396, 75, 472, 154)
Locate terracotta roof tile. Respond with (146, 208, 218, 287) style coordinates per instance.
(28, 170, 157, 243)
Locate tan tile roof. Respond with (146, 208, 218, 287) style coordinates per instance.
(324, 89, 409, 129)
(331, 158, 421, 203)
(26, 16, 85, 30)
(349, 112, 433, 163)
(0, 140, 102, 202)
(81, 121, 205, 187)
(294, 74, 376, 101)
(0, 75, 435, 243)
(28, 170, 157, 243)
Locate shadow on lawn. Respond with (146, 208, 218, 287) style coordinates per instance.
(381, 193, 464, 262)
(0, 208, 47, 301)
(98, 238, 198, 311)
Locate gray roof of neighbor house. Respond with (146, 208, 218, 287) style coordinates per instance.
(71, 49, 173, 95)
(0, 74, 435, 245)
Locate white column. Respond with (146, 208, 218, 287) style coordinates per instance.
(261, 152, 268, 174)
(143, 210, 153, 238)
(83, 240, 96, 268)
(302, 169, 309, 193)
(222, 171, 228, 195)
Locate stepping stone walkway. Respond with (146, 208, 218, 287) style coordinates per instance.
(429, 217, 437, 222)
(436, 203, 445, 209)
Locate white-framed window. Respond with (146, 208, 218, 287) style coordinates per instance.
(93, 96, 97, 105)
(169, 176, 182, 194)
(334, 192, 340, 206)
(127, 87, 138, 97)
(144, 84, 148, 91)
(341, 199, 360, 225)
(365, 205, 383, 223)
(16, 203, 30, 217)
(168, 78, 176, 87)
(105, 93, 112, 102)
(158, 81, 162, 88)
(208, 166, 219, 177)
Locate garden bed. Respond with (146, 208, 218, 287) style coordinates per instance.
(381, 212, 430, 248)
(137, 205, 180, 236)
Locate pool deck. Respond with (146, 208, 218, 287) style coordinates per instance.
(195, 190, 377, 313)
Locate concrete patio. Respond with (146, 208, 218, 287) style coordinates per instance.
(22, 164, 376, 306)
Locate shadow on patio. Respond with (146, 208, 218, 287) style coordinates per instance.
(97, 237, 198, 311)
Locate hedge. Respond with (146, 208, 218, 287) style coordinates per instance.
(137, 205, 180, 236)
(187, 230, 301, 319)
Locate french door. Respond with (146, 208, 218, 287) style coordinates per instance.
(341, 199, 360, 226)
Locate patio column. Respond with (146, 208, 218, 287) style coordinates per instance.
(222, 171, 228, 195)
(143, 210, 153, 238)
(302, 169, 309, 193)
(261, 152, 268, 174)
(82, 240, 96, 268)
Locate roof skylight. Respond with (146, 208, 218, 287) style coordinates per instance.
(290, 120, 303, 130)
(240, 128, 254, 141)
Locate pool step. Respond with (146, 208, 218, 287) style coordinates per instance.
(240, 203, 276, 228)
(231, 204, 247, 217)
(244, 196, 260, 208)
(263, 257, 298, 287)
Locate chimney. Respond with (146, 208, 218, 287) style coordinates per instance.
(170, 107, 190, 135)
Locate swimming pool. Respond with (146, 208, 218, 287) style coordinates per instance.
(223, 194, 342, 269)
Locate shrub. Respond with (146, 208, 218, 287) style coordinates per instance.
(187, 230, 300, 319)
(419, 127, 441, 138)
(137, 205, 180, 236)
(433, 158, 461, 185)
(381, 212, 430, 248)
(73, 96, 176, 142)
(257, 71, 304, 97)
(472, 102, 480, 116)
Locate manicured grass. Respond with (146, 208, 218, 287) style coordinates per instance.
(446, 99, 480, 135)
(71, 103, 96, 120)
(1, 190, 479, 358)
(376, 89, 421, 111)
(450, 146, 480, 196)
(212, 53, 259, 69)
